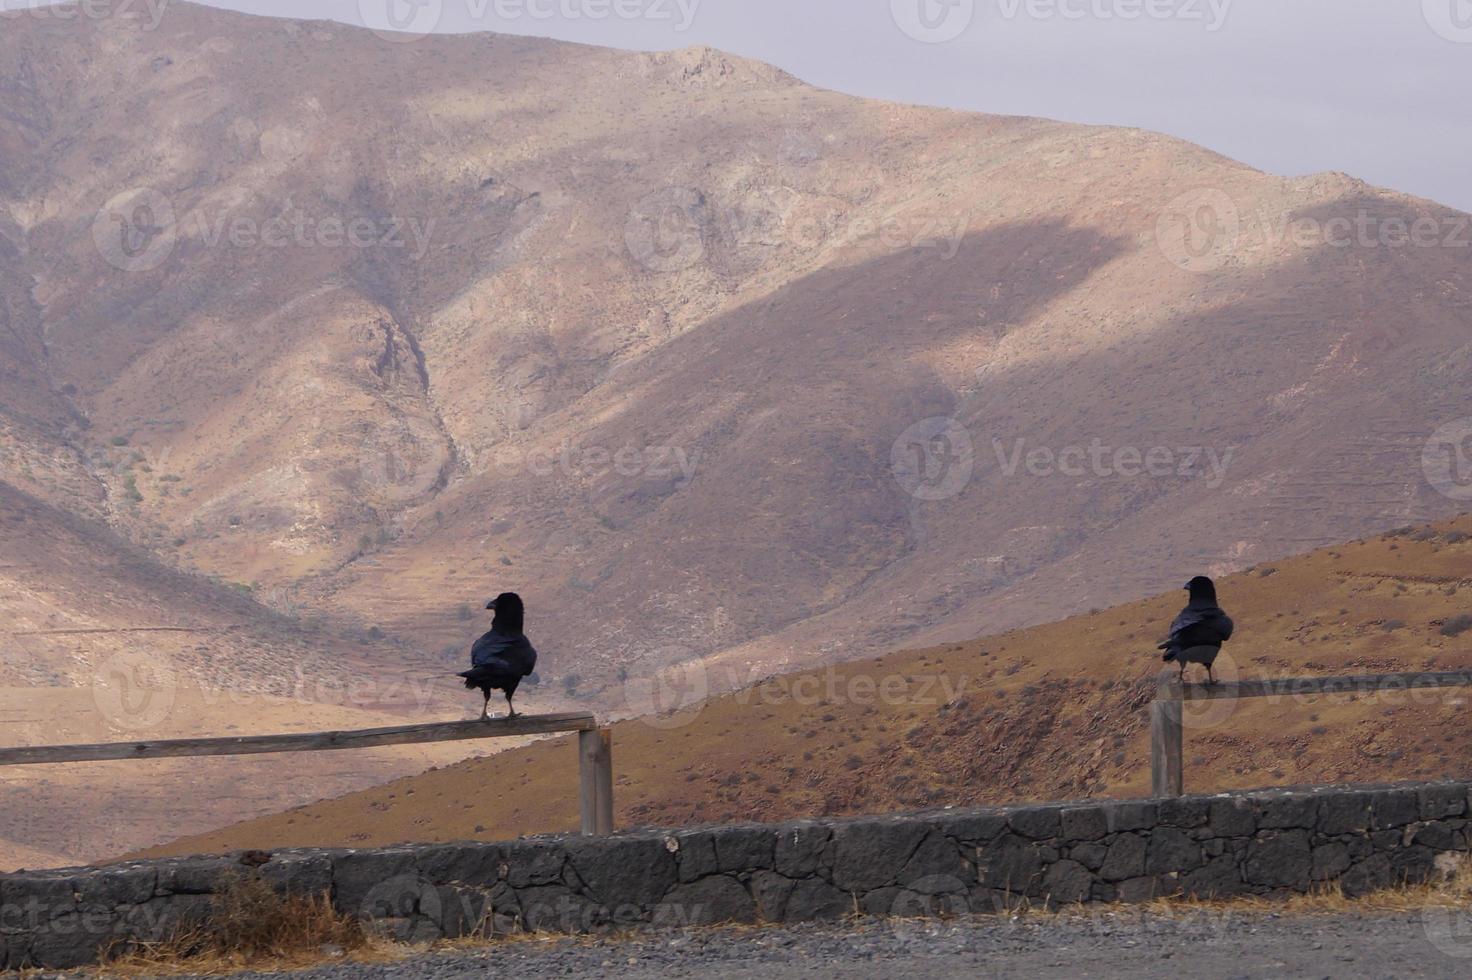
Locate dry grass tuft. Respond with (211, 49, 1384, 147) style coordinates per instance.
(1034, 854, 1472, 922)
(96, 873, 390, 977)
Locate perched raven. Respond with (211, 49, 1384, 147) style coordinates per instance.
(458, 592, 538, 720)
(1159, 576, 1234, 684)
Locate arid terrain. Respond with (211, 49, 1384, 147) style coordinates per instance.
(138, 516, 1472, 858)
(2, 3, 1471, 867)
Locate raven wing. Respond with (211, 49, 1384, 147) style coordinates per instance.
(1159, 605, 1208, 648)
(1159, 607, 1233, 650)
(470, 630, 514, 667)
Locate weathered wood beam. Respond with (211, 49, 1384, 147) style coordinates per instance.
(1160, 671, 1472, 703)
(1150, 699, 1184, 797)
(0, 714, 598, 766)
(578, 728, 614, 836)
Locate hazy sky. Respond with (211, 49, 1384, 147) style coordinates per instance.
(30, 0, 1472, 211)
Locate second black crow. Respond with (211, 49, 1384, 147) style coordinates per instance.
(458, 592, 538, 719)
(1159, 575, 1234, 684)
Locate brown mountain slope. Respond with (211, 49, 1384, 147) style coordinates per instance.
(138, 514, 1472, 859)
(0, 480, 471, 869)
(1, 3, 1469, 729)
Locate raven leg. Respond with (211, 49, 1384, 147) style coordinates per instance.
(504, 690, 518, 719)
(479, 690, 491, 721)
(1207, 663, 1217, 686)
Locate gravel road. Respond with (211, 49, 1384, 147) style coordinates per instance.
(134, 908, 1472, 980)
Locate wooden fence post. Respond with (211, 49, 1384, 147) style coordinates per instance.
(1151, 674, 1184, 798)
(579, 727, 614, 836)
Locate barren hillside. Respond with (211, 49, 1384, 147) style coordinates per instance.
(0, 481, 475, 867)
(139, 516, 1472, 858)
(2, 3, 1471, 866)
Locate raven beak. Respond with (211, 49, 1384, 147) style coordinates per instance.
(486, 599, 498, 610)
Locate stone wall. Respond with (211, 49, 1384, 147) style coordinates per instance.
(3, 780, 1469, 969)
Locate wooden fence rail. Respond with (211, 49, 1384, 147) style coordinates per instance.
(0, 713, 616, 836)
(1150, 671, 1472, 797)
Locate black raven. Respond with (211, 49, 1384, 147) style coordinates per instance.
(458, 592, 538, 720)
(1159, 576, 1234, 684)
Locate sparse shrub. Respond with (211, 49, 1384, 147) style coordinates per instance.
(1412, 528, 1440, 542)
(1444, 531, 1470, 544)
(1440, 615, 1472, 638)
(110, 435, 129, 447)
(104, 872, 365, 970)
(844, 754, 863, 770)
(1258, 567, 1278, 577)
(1381, 620, 1406, 633)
